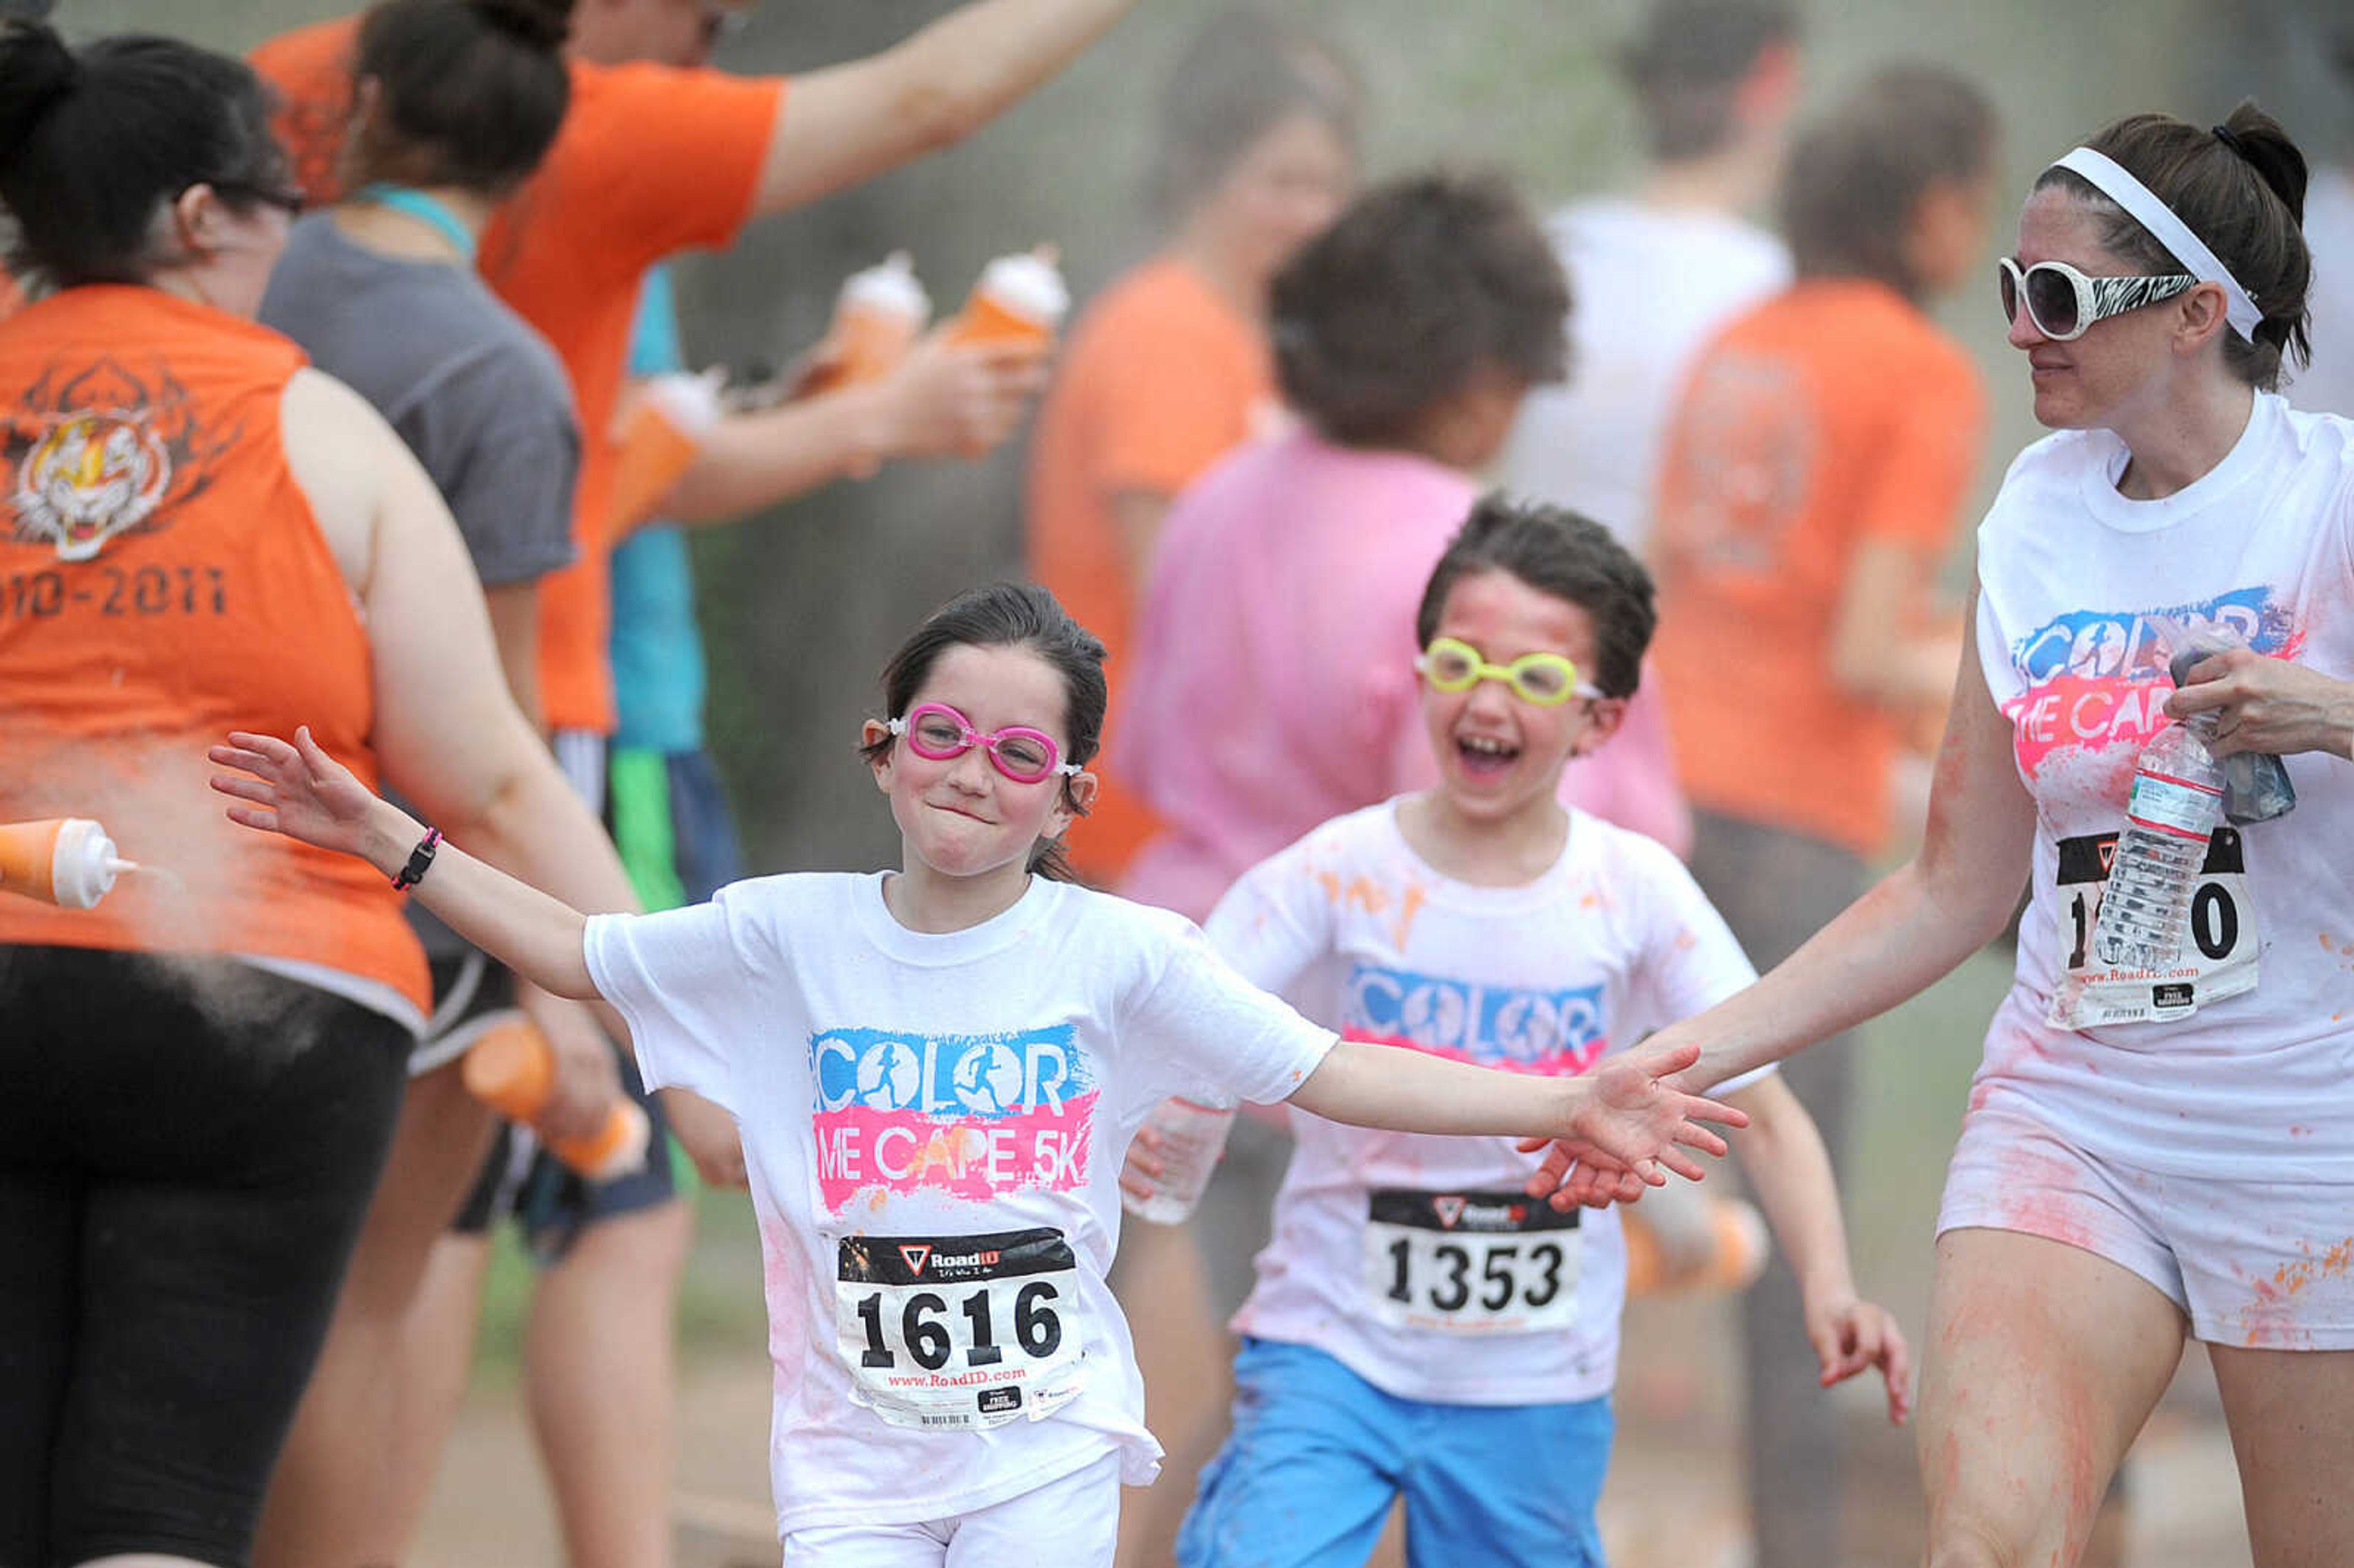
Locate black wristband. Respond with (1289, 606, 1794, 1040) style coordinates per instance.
(392, 826, 441, 891)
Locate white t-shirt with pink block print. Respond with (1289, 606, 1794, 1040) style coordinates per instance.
(1213, 800, 1764, 1406)
(584, 872, 1333, 1536)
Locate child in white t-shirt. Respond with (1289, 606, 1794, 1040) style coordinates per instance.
(208, 580, 1748, 1567)
(1146, 499, 1910, 1568)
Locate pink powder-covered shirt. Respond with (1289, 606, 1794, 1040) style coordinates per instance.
(1113, 428, 1688, 924)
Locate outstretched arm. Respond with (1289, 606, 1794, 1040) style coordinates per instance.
(753, 0, 1140, 218)
(1288, 1036, 1748, 1188)
(210, 728, 600, 1002)
(652, 333, 1049, 523)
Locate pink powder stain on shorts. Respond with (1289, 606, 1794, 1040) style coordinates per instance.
(1984, 1144, 2104, 1258)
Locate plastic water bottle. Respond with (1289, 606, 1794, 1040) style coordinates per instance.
(2091, 721, 2226, 970)
(1121, 1094, 1237, 1225)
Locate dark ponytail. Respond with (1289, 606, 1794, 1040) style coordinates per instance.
(858, 583, 1110, 882)
(0, 18, 77, 166)
(2035, 102, 2313, 389)
(0, 21, 287, 289)
(349, 0, 574, 197)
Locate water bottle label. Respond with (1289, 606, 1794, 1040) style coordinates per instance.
(1361, 1187, 1581, 1335)
(2124, 767, 2224, 840)
(2047, 829, 2260, 1031)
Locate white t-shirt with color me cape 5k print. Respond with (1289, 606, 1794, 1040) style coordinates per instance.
(1973, 393, 2354, 1179)
(583, 872, 1336, 1536)
(1214, 800, 1765, 1407)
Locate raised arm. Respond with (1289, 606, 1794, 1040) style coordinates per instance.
(1600, 596, 2033, 1103)
(752, 0, 1140, 218)
(1289, 1037, 1749, 1187)
(652, 332, 1049, 524)
(210, 727, 600, 1002)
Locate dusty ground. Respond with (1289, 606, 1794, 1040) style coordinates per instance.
(411, 1326, 2252, 1568)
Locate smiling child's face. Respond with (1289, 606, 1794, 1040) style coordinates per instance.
(865, 642, 1089, 883)
(1418, 569, 1622, 828)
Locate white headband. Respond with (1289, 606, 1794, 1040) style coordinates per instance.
(2052, 147, 2263, 341)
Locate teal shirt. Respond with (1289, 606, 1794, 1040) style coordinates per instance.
(607, 264, 709, 754)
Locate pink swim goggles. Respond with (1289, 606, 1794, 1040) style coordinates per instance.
(885, 702, 1082, 785)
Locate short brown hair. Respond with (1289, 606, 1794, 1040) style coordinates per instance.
(1271, 172, 1569, 448)
(1781, 64, 1996, 302)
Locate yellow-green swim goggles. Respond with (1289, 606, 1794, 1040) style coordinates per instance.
(1415, 637, 1600, 707)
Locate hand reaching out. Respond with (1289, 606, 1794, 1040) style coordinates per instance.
(1807, 1291, 1913, 1425)
(208, 726, 390, 862)
(1520, 1037, 1746, 1210)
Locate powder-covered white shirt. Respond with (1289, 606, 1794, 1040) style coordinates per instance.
(584, 872, 1335, 1534)
(1496, 197, 1790, 552)
(1973, 393, 2354, 1176)
(1214, 801, 1762, 1405)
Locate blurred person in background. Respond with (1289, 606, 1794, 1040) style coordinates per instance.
(1547, 99, 2354, 1568)
(249, 2, 1139, 1566)
(1647, 63, 1998, 1568)
(1027, 6, 1360, 892)
(1111, 170, 1569, 1557)
(1496, 0, 1798, 557)
(0, 18, 638, 1566)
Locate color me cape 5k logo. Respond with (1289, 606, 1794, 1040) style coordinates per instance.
(4, 357, 236, 561)
(2003, 587, 2295, 775)
(808, 1024, 1099, 1212)
(1343, 961, 1610, 1076)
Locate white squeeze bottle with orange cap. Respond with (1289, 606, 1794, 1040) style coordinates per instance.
(463, 1018, 651, 1180)
(0, 816, 137, 909)
(947, 246, 1069, 349)
(809, 251, 932, 392)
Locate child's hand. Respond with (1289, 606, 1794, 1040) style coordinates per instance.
(1517, 1141, 1650, 1209)
(1550, 1038, 1749, 1191)
(208, 726, 386, 860)
(1807, 1291, 1913, 1425)
(662, 1087, 748, 1189)
(1119, 1122, 1169, 1205)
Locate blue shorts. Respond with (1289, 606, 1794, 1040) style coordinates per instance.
(1176, 1338, 1613, 1568)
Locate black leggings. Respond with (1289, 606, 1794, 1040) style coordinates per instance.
(0, 945, 409, 1568)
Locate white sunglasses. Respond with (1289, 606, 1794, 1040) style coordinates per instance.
(1996, 257, 2198, 342)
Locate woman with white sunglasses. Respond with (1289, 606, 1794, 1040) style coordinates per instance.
(1529, 102, 2353, 1567)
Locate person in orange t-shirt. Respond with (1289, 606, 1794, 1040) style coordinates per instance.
(1027, 10, 1358, 888)
(256, 0, 1141, 749)
(0, 23, 636, 1567)
(1648, 66, 1997, 1568)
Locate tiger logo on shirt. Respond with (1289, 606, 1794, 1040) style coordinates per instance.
(5, 357, 234, 561)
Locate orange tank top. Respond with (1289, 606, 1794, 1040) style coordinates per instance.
(0, 286, 430, 1020)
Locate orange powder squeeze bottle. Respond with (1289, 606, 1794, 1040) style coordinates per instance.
(1622, 1197, 1771, 1297)
(946, 246, 1069, 349)
(463, 1018, 651, 1180)
(806, 251, 932, 393)
(605, 370, 725, 538)
(0, 817, 138, 909)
